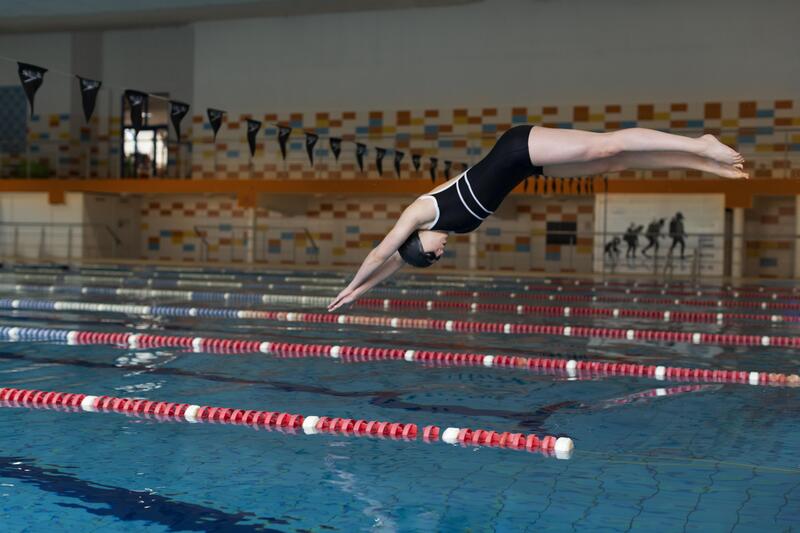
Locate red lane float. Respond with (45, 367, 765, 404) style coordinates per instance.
(359, 293, 800, 312)
(6, 326, 798, 387)
(13, 296, 800, 327)
(0, 386, 573, 458)
(7, 301, 798, 347)
(344, 306, 800, 348)
(438, 283, 800, 302)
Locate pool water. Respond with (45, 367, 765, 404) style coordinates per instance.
(0, 265, 798, 532)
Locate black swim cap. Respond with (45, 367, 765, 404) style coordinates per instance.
(398, 231, 439, 268)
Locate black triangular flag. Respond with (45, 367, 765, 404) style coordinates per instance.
(207, 108, 225, 141)
(246, 119, 261, 157)
(411, 153, 421, 172)
(524, 177, 529, 191)
(125, 90, 148, 132)
(356, 143, 367, 173)
(394, 150, 404, 177)
(461, 162, 469, 171)
(604, 176, 609, 192)
(329, 137, 342, 161)
(305, 132, 319, 165)
(569, 177, 575, 194)
(589, 177, 595, 194)
(277, 125, 292, 160)
(443, 160, 452, 180)
(533, 175, 539, 194)
(17, 62, 47, 118)
(77, 76, 101, 124)
(429, 157, 438, 182)
(376, 147, 386, 175)
(169, 100, 189, 142)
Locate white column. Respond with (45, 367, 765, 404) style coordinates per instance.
(468, 232, 478, 270)
(246, 207, 256, 264)
(731, 207, 744, 279)
(795, 196, 800, 278)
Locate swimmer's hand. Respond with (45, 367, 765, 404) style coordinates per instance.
(328, 288, 357, 312)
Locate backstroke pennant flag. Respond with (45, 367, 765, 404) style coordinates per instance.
(125, 90, 148, 132)
(356, 143, 367, 173)
(277, 125, 292, 160)
(305, 132, 319, 165)
(393, 150, 404, 177)
(246, 119, 262, 157)
(375, 147, 386, 175)
(17, 62, 47, 118)
(411, 153, 421, 172)
(168, 100, 190, 142)
(429, 157, 438, 182)
(329, 137, 342, 162)
(443, 160, 452, 180)
(207, 108, 225, 141)
(77, 76, 102, 123)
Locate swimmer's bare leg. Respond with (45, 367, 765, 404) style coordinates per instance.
(529, 126, 743, 168)
(542, 151, 748, 179)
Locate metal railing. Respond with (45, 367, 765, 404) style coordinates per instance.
(182, 225, 796, 281)
(0, 222, 122, 261)
(194, 224, 319, 263)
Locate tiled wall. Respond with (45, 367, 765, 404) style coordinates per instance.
(4, 95, 797, 179)
(744, 196, 796, 278)
(188, 100, 800, 180)
(138, 194, 594, 272)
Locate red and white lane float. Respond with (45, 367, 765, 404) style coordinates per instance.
(7, 281, 800, 314)
(2, 297, 800, 348)
(0, 325, 797, 387)
(8, 268, 800, 302)
(0, 386, 573, 459)
(3, 296, 799, 326)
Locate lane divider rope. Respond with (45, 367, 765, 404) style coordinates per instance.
(0, 386, 573, 458)
(5, 272, 799, 307)
(0, 325, 796, 387)
(1, 297, 798, 346)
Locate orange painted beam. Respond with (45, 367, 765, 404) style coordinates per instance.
(0, 177, 795, 209)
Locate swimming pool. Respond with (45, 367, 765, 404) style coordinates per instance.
(0, 264, 798, 532)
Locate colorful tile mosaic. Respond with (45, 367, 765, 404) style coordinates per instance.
(744, 196, 796, 278)
(139, 193, 594, 272)
(186, 99, 800, 180)
(2, 97, 797, 179)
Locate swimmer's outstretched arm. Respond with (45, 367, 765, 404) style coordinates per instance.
(327, 253, 404, 312)
(327, 204, 426, 311)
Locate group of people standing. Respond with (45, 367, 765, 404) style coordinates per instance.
(605, 212, 687, 263)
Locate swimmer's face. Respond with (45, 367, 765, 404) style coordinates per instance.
(418, 230, 448, 259)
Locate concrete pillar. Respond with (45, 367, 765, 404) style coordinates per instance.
(795, 196, 800, 278)
(246, 207, 256, 263)
(731, 207, 744, 279)
(469, 232, 478, 270)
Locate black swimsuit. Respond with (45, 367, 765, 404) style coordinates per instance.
(421, 125, 543, 234)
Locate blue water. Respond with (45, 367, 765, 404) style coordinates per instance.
(0, 265, 798, 532)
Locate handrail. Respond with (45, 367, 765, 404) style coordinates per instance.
(0, 222, 122, 260)
(0, 222, 121, 241)
(193, 225, 210, 262)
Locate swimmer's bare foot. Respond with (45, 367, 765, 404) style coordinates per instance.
(713, 162, 749, 179)
(700, 134, 744, 165)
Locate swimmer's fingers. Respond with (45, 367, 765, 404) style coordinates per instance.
(329, 293, 358, 312)
(327, 288, 352, 311)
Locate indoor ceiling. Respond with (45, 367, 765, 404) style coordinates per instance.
(0, 0, 478, 33)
